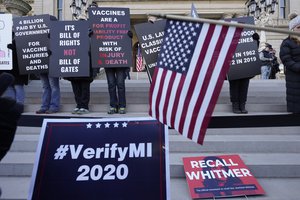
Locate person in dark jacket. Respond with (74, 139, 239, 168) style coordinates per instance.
(1, 33, 29, 104)
(279, 13, 300, 114)
(259, 43, 274, 79)
(269, 46, 280, 79)
(0, 73, 23, 161)
(0, 73, 24, 198)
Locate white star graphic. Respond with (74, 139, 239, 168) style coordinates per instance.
(96, 123, 101, 128)
(104, 122, 110, 128)
(113, 122, 119, 128)
(122, 122, 128, 128)
(86, 123, 92, 129)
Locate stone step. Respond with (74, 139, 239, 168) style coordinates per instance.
(1, 177, 300, 200)
(1, 152, 300, 178)
(9, 134, 300, 154)
(169, 134, 300, 153)
(22, 79, 288, 113)
(23, 103, 287, 112)
(23, 105, 287, 113)
(170, 153, 300, 178)
(170, 177, 300, 200)
(14, 125, 300, 136)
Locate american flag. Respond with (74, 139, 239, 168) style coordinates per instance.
(136, 44, 144, 71)
(149, 19, 242, 144)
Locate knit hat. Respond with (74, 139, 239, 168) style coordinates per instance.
(288, 13, 300, 30)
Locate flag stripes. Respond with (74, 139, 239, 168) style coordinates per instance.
(149, 19, 242, 144)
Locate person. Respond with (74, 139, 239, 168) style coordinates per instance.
(105, 31, 132, 115)
(0, 73, 23, 161)
(66, 66, 98, 115)
(1, 33, 29, 105)
(259, 43, 274, 79)
(279, 12, 300, 114)
(269, 46, 280, 79)
(35, 15, 60, 114)
(0, 73, 24, 198)
(228, 32, 261, 114)
(229, 78, 250, 114)
(35, 73, 60, 114)
(105, 67, 127, 114)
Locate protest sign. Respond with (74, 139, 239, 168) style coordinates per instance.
(49, 20, 90, 77)
(89, 7, 132, 68)
(227, 16, 261, 80)
(29, 118, 170, 200)
(183, 154, 264, 199)
(134, 19, 166, 79)
(14, 15, 53, 74)
(0, 14, 13, 70)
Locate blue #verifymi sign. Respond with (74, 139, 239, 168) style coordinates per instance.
(28, 117, 170, 200)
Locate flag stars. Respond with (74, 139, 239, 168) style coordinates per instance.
(122, 122, 128, 128)
(86, 123, 92, 129)
(104, 122, 110, 128)
(96, 123, 101, 128)
(157, 20, 201, 73)
(113, 122, 119, 128)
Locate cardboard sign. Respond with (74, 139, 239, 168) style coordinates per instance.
(29, 118, 170, 200)
(227, 16, 261, 80)
(49, 20, 90, 78)
(89, 7, 132, 68)
(14, 15, 53, 74)
(134, 20, 166, 78)
(0, 14, 13, 70)
(183, 155, 265, 199)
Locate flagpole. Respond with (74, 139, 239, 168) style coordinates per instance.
(148, 13, 300, 37)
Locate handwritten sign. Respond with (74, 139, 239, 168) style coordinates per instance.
(14, 15, 53, 74)
(49, 20, 90, 77)
(89, 7, 132, 68)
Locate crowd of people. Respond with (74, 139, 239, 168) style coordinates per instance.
(1, 7, 300, 199)
(1, 13, 300, 117)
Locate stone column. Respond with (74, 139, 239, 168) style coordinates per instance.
(4, 0, 32, 16)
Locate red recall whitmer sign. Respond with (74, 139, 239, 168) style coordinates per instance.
(183, 154, 265, 199)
